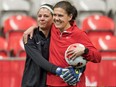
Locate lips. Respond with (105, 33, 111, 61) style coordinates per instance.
(40, 22, 46, 25)
(54, 20, 62, 25)
(55, 22, 61, 25)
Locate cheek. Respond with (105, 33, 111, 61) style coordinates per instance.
(37, 17, 40, 21)
(37, 21, 41, 26)
(37, 18, 40, 23)
(46, 18, 53, 23)
(47, 21, 52, 27)
(63, 16, 69, 22)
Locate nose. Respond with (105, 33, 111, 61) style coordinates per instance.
(40, 16, 45, 20)
(54, 15, 59, 21)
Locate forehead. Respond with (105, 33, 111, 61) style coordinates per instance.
(54, 7, 67, 14)
(37, 8, 51, 15)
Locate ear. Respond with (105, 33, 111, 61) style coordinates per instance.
(68, 14, 73, 21)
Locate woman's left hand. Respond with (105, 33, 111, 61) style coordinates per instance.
(66, 44, 85, 61)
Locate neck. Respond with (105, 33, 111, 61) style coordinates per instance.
(59, 23, 71, 32)
(39, 28, 50, 38)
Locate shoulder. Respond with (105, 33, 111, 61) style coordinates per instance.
(33, 27, 39, 35)
(71, 21, 83, 33)
(73, 25, 83, 34)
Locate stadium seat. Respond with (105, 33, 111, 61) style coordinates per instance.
(18, 50, 26, 58)
(7, 31, 24, 56)
(76, 0, 106, 13)
(98, 35, 116, 51)
(1, 0, 30, 12)
(82, 15, 115, 32)
(85, 62, 100, 86)
(101, 51, 116, 59)
(0, 60, 25, 87)
(105, 0, 116, 15)
(1, 13, 27, 27)
(97, 60, 116, 86)
(88, 32, 113, 50)
(75, 0, 106, 26)
(85, 60, 116, 86)
(0, 37, 8, 50)
(81, 14, 116, 58)
(3, 14, 36, 57)
(98, 35, 116, 58)
(0, 51, 8, 59)
(41, 0, 63, 5)
(0, 72, 11, 87)
(0, 61, 10, 72)
(3, 15, 37, 34)
(89, 33, 116, 58)
(29, 0, 62, 17)
(0, 71, 22, 87)
(0, 0, 31, 27)
(0, 37, 8, 58)
(108, 60, 116, 85)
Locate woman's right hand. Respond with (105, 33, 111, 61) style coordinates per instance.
(56, 66, 82, 86)
(23, 26, 37, 44)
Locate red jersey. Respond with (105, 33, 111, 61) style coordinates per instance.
(47, 22, 101, 86)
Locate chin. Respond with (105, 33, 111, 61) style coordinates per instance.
(55, 25, 62, 29)
(40, 26, 45, 28)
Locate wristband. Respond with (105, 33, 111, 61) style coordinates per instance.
(84, 48, 89, 54)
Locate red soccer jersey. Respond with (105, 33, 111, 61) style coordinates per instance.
(47, 22, 101, 86)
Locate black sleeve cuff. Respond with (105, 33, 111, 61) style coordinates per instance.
(51, 65, 58, 74)
(84, 48, 89, 55)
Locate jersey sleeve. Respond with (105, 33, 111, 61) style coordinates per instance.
(24, 37, 58, 74)
(78, 31, 101, 63)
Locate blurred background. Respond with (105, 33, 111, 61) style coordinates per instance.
(0, 0, 116, 86)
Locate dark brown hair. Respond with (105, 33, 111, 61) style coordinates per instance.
(54, 1, 78, 22)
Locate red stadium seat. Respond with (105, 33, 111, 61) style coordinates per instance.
(0, 72, 21, 87)
(4, 15, 37, 34)
(107, 60, 116, 85)
(3, 15, 36, 57)
(98, 35, 116, 58)
(7, 31, 24, 56)
(0, 37, 8, 50)
(82, 15, 115, 32)
(85, 62, 100, 86)
(85, 60, 116, 86)
(101, 52, 116, 59)
(0, 51, 8, 59)
(0, 37, 8, 58)
(97, 60, 116, 86)
(18, 50, 26, 58)
(89, 33, 116, 58)
(0, 61, 24, 87)
(98, 35, 116, 51)
(88, 32, 113, 50)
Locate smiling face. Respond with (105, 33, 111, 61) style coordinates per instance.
(37, 8, 53, 30)
(53, 7, 72, 31)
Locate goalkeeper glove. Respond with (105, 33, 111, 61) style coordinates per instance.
(56, 67, 81, 85)
(65, 66, 83, 85)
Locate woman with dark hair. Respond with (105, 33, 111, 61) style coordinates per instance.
(22, 4, 79, 87)
(23, 1, 101, 87)
(47, 1, 101, 87)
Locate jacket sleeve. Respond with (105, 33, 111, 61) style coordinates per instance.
(79, 31, 101, 63)
(24, 37, 58, 74)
